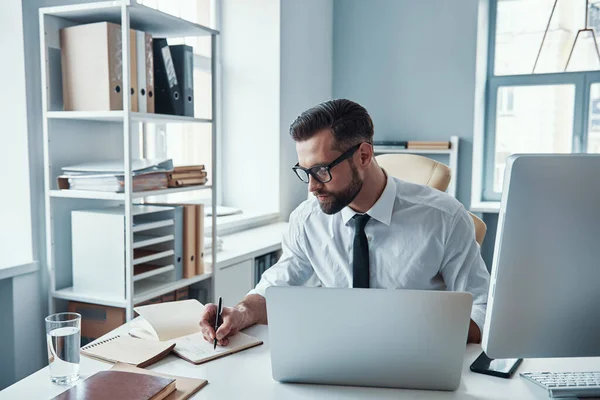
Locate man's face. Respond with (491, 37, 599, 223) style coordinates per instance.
(296, 130, 363, 215)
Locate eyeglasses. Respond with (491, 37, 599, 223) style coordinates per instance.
(292, 143, 363, 184)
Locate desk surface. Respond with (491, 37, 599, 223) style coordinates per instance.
(3, 322, 600, 400)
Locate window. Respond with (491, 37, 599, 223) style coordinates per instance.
(481, 0, 600, 201)
(588, 83, 600, 153)
(497, 86, 515, 115)
(138, 0, 218, 204)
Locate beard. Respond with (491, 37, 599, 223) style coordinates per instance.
(314, 163, 363, 215)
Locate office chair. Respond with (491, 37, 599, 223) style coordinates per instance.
(375, 153, 486, 246)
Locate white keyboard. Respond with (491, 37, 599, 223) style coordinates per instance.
(521, 371, 600, 398)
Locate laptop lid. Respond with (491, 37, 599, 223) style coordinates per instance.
(266, 287, 472, 391)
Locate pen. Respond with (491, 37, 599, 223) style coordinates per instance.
(213, 297, 223, 350)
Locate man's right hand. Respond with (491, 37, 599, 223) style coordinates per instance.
(199, 303, 245, 346)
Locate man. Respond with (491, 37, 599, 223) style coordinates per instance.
(200, 99, 490, 345)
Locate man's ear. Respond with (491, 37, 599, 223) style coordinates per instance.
(358, 143, 373, 167)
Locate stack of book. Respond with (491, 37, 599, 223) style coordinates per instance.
(167, 165, 208, 187)
(407, 141, 451, 150)
(57, 159, 173, 192)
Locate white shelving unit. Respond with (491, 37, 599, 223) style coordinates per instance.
(373, 135, 459, 197)
(39, 1, 219, 321)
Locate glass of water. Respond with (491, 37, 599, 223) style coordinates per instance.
(45, 312, 81, 384)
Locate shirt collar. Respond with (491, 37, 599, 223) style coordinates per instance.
(341, 173, 396, 226)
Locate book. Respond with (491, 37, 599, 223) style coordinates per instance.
(129, 299, 263, 365)
(59, 171, 168, 192)
(167, 177, 207, 187)
(52, 370, 176, 400)
(167, 171, 207, 181)
(110, 363, 207, 400)
(407, 141, 451, 149)
(173, 165, 205, 173)
(80, 335, 175, 368)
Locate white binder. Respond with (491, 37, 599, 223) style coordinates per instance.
(136, 30, 148, 113)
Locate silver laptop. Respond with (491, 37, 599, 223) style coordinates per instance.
(266, 287, 473, 391)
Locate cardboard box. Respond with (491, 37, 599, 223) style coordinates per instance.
(68, 301, 125, 346)
(161, 291, 176, 303)
(176, 286, 189, 301)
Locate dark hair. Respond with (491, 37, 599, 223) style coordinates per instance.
(289, 99, 374, 151)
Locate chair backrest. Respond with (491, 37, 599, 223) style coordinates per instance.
(375, 153, 487, 246)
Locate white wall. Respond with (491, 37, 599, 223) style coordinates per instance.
(221, 0, 281, 214)
(221, 0, 333, 219)
(0, 0, 33, 269)
(279, 0, 333, 218)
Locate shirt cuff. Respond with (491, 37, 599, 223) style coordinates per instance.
(471, 304, 486, 337)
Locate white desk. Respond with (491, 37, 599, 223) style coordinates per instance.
(3, 321, 600, 400)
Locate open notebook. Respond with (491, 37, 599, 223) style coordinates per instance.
(81, 335, 175, 368)
(129, 299, 263, 365)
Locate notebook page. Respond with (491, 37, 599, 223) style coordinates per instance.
(81, 335, 173, 366)
(134, 299, 205, 341)
(172, 330, 262, 363)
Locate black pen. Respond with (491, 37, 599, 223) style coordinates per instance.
(213, 297, 223, 350)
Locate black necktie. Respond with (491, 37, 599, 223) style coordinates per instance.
(352, 214, 371, 288)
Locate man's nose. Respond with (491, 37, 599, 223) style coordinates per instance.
(308, 175, 323, 194)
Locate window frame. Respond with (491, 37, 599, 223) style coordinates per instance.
(480, 0, 600, 203)
(142, 0, 223, 206)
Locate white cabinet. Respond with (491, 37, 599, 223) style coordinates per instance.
(215, 260, 254, 307)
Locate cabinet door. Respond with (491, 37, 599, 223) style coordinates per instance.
(215, 260, 254, 307)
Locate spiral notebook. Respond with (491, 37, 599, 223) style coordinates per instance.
(81, 334, 175, 368)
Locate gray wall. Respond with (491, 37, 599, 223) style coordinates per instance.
(0, 0, 47, 390)
(0, 279, 15, 389)
(279, 0, 333, 218)
(333, 0, 480, 207)
(333, 0, 498, 267)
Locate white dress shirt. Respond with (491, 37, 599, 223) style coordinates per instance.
(249, 175, 490, 332)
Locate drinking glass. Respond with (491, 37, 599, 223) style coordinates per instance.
(45, 312, 81, 384)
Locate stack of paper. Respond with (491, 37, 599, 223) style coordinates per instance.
(57, 159, 173, 192)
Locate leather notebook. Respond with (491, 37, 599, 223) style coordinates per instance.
(111, 363, 208, 400)
(52, 370, 176, 400)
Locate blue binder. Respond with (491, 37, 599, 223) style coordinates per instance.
(172, 205, 184, 280)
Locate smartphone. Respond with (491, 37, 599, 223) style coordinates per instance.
(470, 351, 522, 379)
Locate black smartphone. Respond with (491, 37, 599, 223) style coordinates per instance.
(470, 351, 522, 379)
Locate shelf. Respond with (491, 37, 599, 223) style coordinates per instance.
(133, 264, 174, 282)
(133, 249, 174, 265)
(53, 272, 212, 308)
(133, 220, 174, 233)
(133, 272, 213, 304)
(49, 185, 212, 200)
(133, 234, 174, 249)
(53, 287, 127, 308)
(47, 111, 212, 124)
(373, 146, 452, 155)
(40, 1, 219, 37)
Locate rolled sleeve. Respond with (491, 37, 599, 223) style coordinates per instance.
(440, 206, 490, 334)
(247, 213, 314, 298)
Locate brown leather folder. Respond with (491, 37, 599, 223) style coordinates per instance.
(52, 370, 175, 400)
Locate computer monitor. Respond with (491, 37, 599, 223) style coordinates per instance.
(482, 154, 600, 359)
